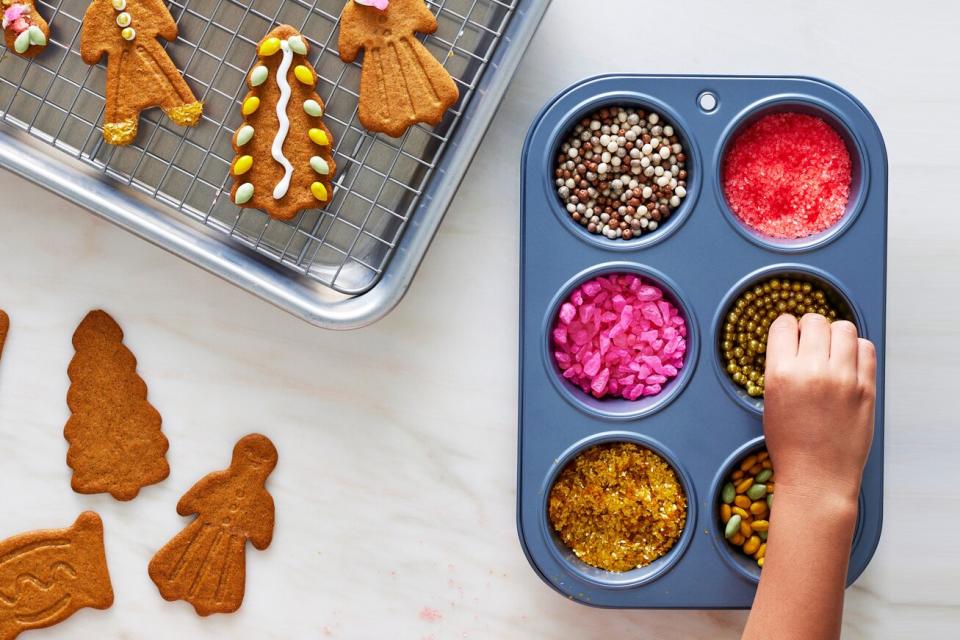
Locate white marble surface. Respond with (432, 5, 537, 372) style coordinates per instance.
(0, 0, 957, 637)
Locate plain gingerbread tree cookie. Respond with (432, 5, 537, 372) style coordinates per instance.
(64, 310, 169, 501)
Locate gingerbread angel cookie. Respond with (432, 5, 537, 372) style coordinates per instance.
(148, 434, 277, 616)
(2, 0, 48, 58)
(0, 512, 114, 640)
(230, 25, 336, 220)
(64, 310, 169, 501)
(339, 0, 459, 137)
(80, 0, 202, 145)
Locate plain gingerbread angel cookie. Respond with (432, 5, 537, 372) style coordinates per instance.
(339, 0, 459, 137)
(80, 0, 202, 145)
(148, 434, 277, 616)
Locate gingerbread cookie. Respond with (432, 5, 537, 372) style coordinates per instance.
(80, 0, 202, 145)
(0, 310, 7, 364)
(2, 0, 48, 58)
(0, 512, 114, 640)
(339, 0, 459, 137)
(64, 310, 169, 501)
(148, 434, 277, 616)
(230, 25, 336, 221)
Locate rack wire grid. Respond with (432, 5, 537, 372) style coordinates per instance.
(0, 0, 518, 295)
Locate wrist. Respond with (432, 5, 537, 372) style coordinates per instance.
(772, 481, 860, 523)
(772, 461, 864, 506)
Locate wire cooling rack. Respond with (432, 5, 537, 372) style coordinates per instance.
(0, 0, 547, 325)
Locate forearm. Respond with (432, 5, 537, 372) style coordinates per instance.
(742, 487, 859, 640)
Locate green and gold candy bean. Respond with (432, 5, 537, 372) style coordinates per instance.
(719, 448, 775, 567)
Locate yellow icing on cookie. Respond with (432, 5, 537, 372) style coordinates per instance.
(311, 182, 328, 202)
(242, 96, 260, 115)
(308, 128, 329, 145)
(259, 37, 281, 56)
(294, 65, 314, 85)
(232, 155, 253, 176)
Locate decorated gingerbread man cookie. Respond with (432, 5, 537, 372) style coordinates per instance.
(80, 0, 202, 145)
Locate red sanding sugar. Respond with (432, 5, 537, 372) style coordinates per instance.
(552, 274, 687, 401)
(722, 113, 852, 239)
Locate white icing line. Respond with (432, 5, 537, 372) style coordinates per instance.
(271, 40, 294, 200)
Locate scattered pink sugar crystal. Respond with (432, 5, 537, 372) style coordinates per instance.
(418, 607, 442, 621)
(551, 274, 687, 400)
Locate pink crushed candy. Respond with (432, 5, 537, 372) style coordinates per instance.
(354, 0, 390, 10)
(552, 273, 687, 400)
(2, 4, 29, 31)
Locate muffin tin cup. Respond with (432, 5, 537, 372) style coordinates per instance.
(709, 436, 868, 584)
(711, 263, 868, 416)
(542, 91, 703, 250)
(714, 94, 870, 253)
(541, 262, 699, 421)
(540, 431, 697, 589)
(519, 75, 886, 609)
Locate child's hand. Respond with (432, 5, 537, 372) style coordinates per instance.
(743, 314, 878, 640)
(763, 313, 877, 503)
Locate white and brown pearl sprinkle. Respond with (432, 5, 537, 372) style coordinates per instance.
(554, 106, 688, 240)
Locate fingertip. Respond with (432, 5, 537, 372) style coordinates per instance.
(798, 313, 831, 359)
(857, 338, 877, 384)
(832, 320, 859, 337)
(766, 313, 799, 360)
(770, 313, 798, 332)
(799, 312, 829, 328)
(829, 319, 859, 366)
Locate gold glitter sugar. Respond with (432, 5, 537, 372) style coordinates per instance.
(547, 442, 687, 573)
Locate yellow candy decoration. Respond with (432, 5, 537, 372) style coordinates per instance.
(259, 37, 281, 56)
(308, 128, 329, 145)
(232, 155, 253, 176)
(242, 96, 260, 115)
(294, 65, 314, 85)
(311, 182, 328, 202)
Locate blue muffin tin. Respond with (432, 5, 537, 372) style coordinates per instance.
(517, 75, 886, 608)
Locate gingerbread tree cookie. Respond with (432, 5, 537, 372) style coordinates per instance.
(230, 25, 336, 221)
(2, 0, 49, 58)
(339, 0, 459, 137)
(0, 512, 114, 640)
(80, 0, 202, 145)
(64, 310, 169, 501)
(148, 434, 277, 616)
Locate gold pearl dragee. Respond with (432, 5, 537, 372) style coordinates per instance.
(721, 277, 848, 397)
